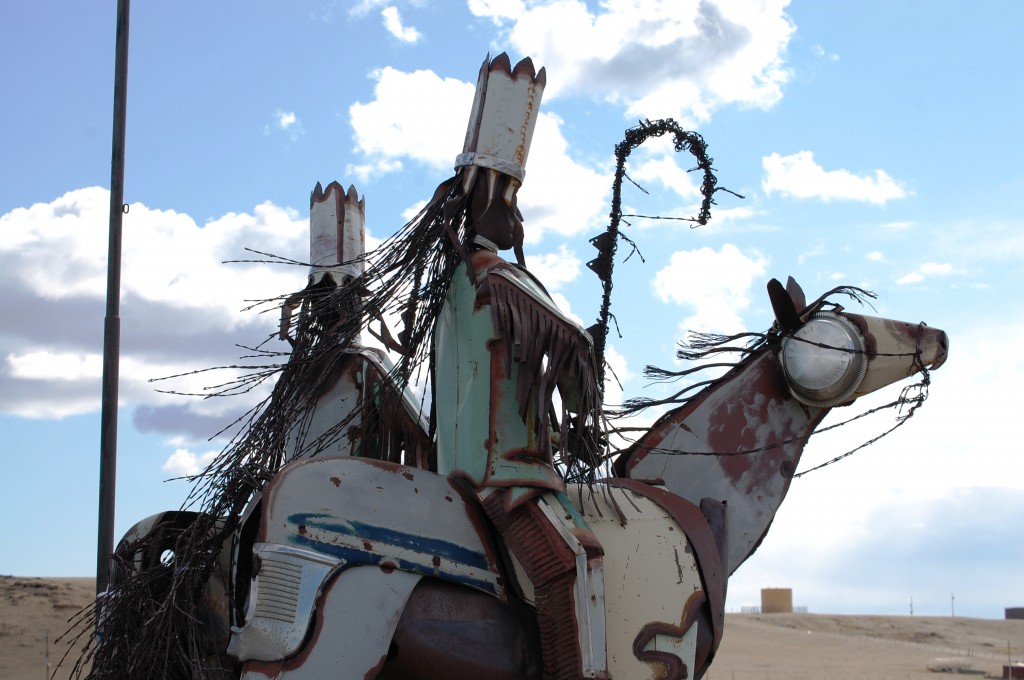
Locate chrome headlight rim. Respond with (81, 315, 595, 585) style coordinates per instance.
(780, 311, 868, 408)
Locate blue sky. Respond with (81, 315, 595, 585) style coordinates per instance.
(2, 1, 1022, 619)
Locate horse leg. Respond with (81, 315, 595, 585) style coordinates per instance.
(241, 566, 421, 680)
(379, 579, 542, 680)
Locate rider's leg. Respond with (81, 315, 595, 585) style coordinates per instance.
(482, 489, 608, 680)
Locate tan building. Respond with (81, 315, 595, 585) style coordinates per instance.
(761, 588, 793, 614)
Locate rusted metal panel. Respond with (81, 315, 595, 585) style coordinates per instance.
(625, 350, 819, 574)
(240, 566, 420, 680)
(572, 483, 711, 680)
(622, 285, 949, 577)
(308, 181, 364, 286)
(259, 458, 506, 598)
(456, 53, 545, 184)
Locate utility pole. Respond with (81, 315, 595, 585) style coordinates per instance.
(97, 0, 131, 596)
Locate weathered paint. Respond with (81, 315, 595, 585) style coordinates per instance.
(624, 350, 820, 575)
(620, 291, 948, 576)
(572, 483, 716, 680)
(260, 457, 506, 598)
(240, 566, 420, 680)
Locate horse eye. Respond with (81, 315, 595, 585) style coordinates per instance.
(779, 312, 867, 408)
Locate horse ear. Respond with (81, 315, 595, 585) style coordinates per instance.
(786, 276, 807, 314)
(768, 278, 801, 332)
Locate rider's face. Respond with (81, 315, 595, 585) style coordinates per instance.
(470, 172, 521, 251)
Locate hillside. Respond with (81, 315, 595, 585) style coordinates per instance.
(2, 576, 1021, 680)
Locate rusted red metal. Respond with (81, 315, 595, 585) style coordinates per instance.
(380, 580, 542, 680)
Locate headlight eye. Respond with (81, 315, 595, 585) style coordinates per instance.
(780, 312, 868, 407)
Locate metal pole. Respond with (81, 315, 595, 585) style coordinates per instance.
(97, 0, 131, 596)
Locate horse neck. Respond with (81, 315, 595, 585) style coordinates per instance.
(616, 348, 827, 574)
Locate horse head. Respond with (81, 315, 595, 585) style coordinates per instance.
(768, 276, 947, 408)
(616, 276, 948, 575)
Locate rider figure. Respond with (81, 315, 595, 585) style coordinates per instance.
(281, 181, 431, 466)
(433, 53, 609, 680)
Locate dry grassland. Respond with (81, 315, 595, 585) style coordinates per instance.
(2, 576, 1022, 680)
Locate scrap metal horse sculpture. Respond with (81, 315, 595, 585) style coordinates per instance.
(142, 276, 942, 680)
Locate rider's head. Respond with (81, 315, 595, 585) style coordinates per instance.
(454, 53, 544, 257)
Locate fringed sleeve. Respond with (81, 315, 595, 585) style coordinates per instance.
(483, 265, 605, 480)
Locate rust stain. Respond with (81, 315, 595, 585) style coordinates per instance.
(706, 354, 806, 496)
(402, 471, 415, 481)
(297, 524, 307, 536)
(363, 652, 389, 680)
(329, 476, 341, 487)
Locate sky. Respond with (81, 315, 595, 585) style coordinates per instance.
(2, 1, 1022, 620)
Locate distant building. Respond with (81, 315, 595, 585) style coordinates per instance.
(1006, 607, 1024, 620)
(1003, 663, 1024, 679)
(761, 588, 793, 614)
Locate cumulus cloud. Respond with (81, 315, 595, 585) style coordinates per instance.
(524, 245, 581, 291)
(268, 110, 305, 142)
(628, 140, 703, 202)
(381, 6, 421, 44)
(0, 188, 309, 425)
(349, 66, 474, 173)
(652, 243, 769, 332)
(762, 151, 909, 204)
(895, 261, 955, 285)
(469, 0, 794, 125)
(162, 448, 220, 477)
(349, 0, 387, 18)
(882, 220, 914, 230)
(812, 44, 840, 62)
(348, 68, 609, 241)
(729, 487, 1024, 617)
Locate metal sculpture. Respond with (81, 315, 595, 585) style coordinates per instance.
(68, 53, 949, 680)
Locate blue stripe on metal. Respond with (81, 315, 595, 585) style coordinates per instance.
(286, 531, 499, 596)
(287, 512, 491, 570)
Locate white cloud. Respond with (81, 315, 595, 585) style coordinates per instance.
(602, 344, 632, 406)
(628, 143, 702, 202)
(470, 0, 794, 125)
(467, 0, 524, 22)
(349, 67, 474, 173)
(346, 158, 404, 184)
(349, 0, 387, 18)
(0, 188, 308, 422)
(652, 243, 768, 332)
(524, 245, 581, 291)
(268, 110, 304, 142)
(812, 44, 840, 62)
(348, 67, 609, 241)
(882, 220, 914, 230)
(7, 350, 103, 382)
(796, 243, 824, 266)
(549, 292, 585, 327)
(516, 113, 609, 241)
(866, 250, 885, 262)
(162, 448, 220, 477)
(762, 151, 908, 204)
(896, 261, 955, 285)
(381, 6, 421, 44)
(723, 304, 1024, 616)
